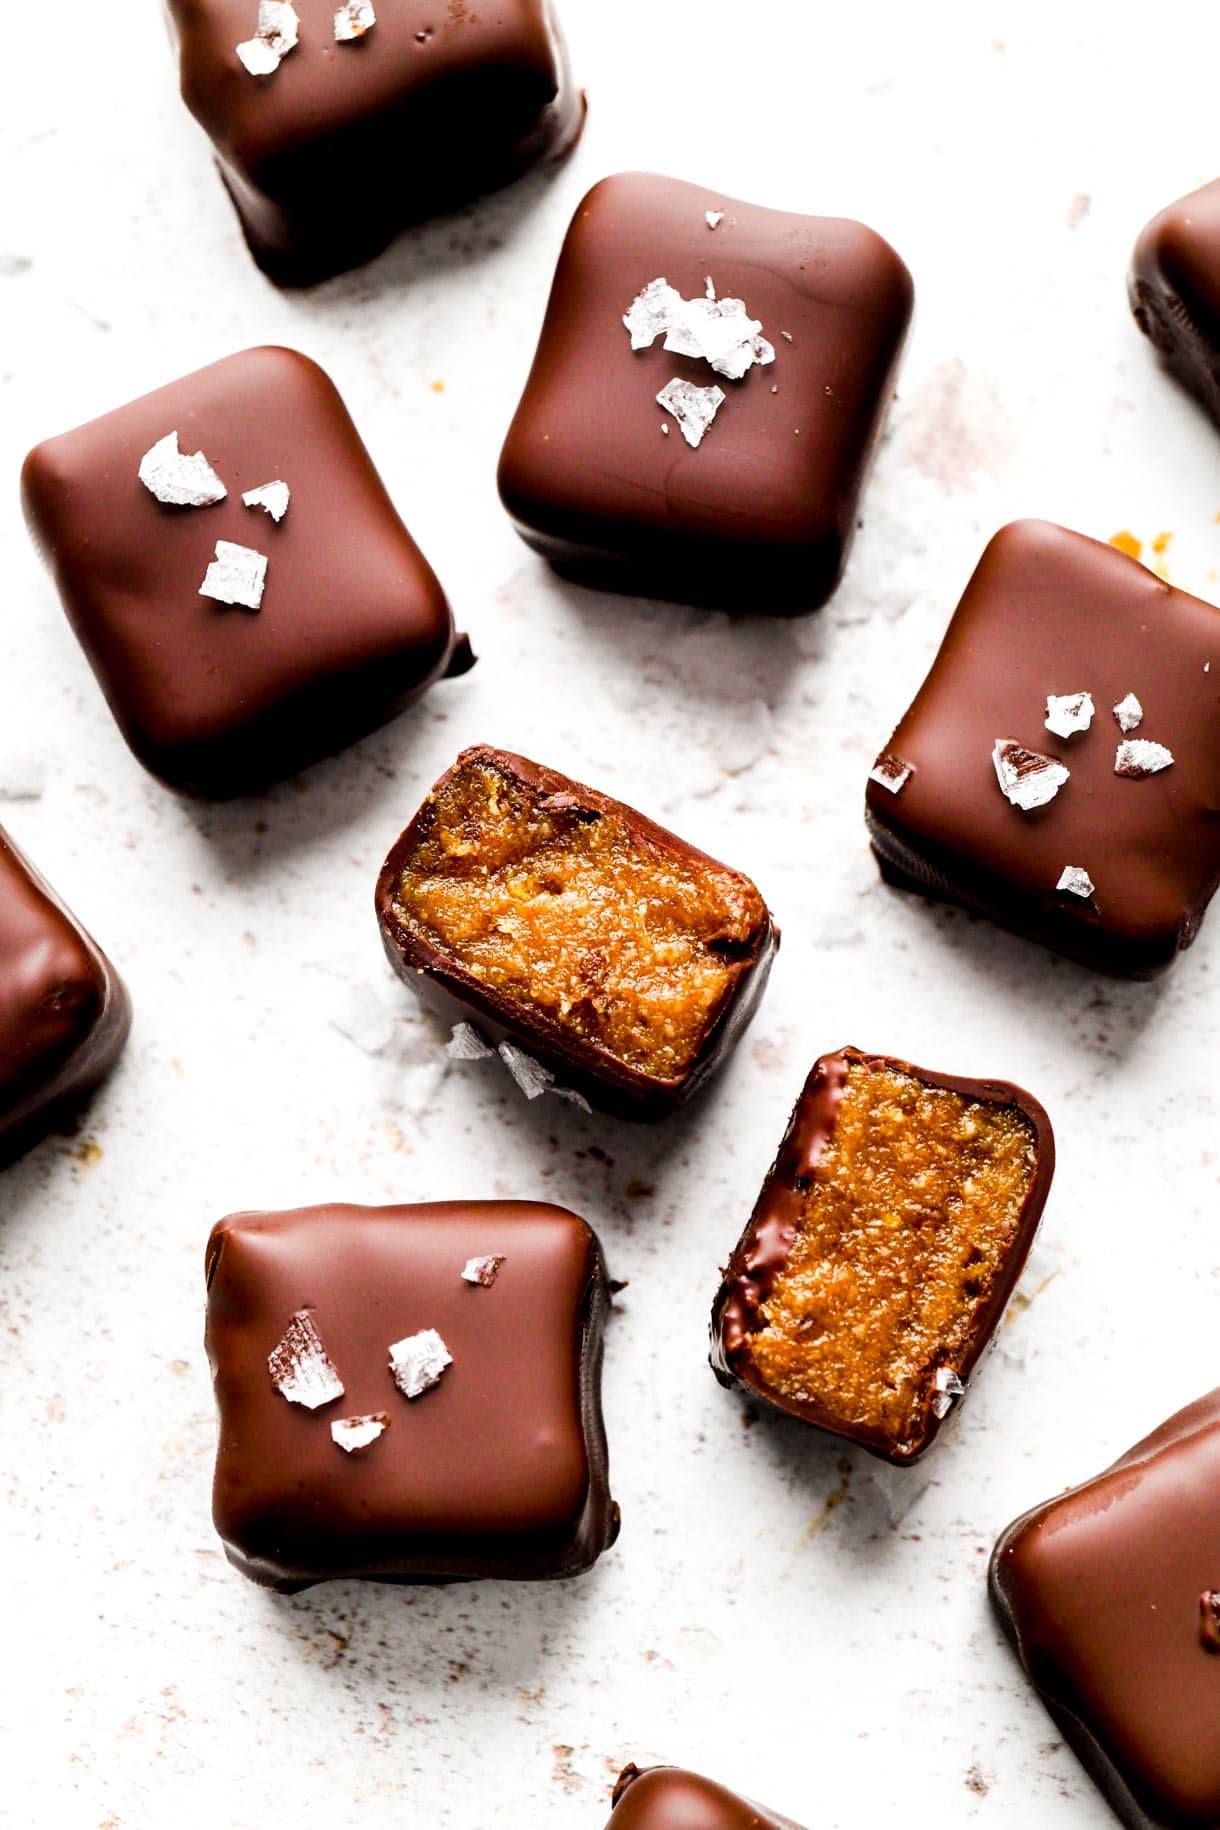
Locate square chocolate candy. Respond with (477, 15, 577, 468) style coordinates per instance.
(0, 827, 130, 1167)
(205, 1200, 619, 1589)
(375, 745, 777, 1119)
(1130, 178, 1220, 426)
(167, 0, 583, 285)
(991, 1389, 1220, 1829)
(607, 1766, 806, 1830)
(710, 1048, 1053, 1464)
(866, 519, 1220, 976)
(498, 172, 913, 611)
(22, 347, 469, 798)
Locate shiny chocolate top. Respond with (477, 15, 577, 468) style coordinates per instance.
(22, 347, 462, 797)
(608, 1765, 806, 1830)
(205, 1200, 618, 1589)
(866, 519, 1220, 976)
(991, 1388, 1220, 1828)
(498, 171, 913, 610)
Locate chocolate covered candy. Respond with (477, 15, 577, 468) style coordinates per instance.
(866, 519, 1220, 976)
(498, 172, 913, 611)
(205, 1200, 618, 1589)
(0, 828, 130, 1167)
(607, 1765, 806, 1830)
(22, 347, 469, 798)
(167, 0, 583, 286)
(1130, 178, 1220, 427)
(375, 745, 777, 1120)
(711, 1048, 1053, 1464)
(991, 1389, 1220, 1829)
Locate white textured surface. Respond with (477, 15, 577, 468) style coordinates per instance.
(3, 3, 1220, 1826)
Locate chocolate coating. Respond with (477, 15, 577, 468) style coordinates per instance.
(0, 827, 131, 1167)
(1130, 178, 1220, 426)
(166, 0, 583, 286)
(991, 1388, 1220, 1829)
(866, 519, 1220, 977)
(205, 1200, 618, 1590)
(22, 347, 468, 798)
(498, 172, 913, 611)
(375, 744, 778, 1121)
(608, 1766, 806, 1830)
(710, 1047, 1054, 1464)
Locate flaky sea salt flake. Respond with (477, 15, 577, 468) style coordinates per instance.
(242, 479, 290, 522)
(334, 0, 375, 38)
(705, 210, 724, 229)
(199, 540, 268, 611)
(623, 277, 683, 350)
(461, 1255, 506, 1287)
(1056, 865, 1094, 899)
(388, 1328, 452, 1399)
(447, 1022, 494, 1061)
(331, 1413, 389, 1452)
(992, 739, 1070, 811)
(268, 1311, 345, 1409)
(869, 752, 914, 796)
(498, 1040, 553, 1099)
(236, 0, 300, 73)
(1112, 692, 1143, 732)
(1115, 739, 1173, 778)
(931, 1367, 965, 1419)
(656, 377, 725, 449)
(1044, 691, 1094, 738)
(138, 431, 226, 508)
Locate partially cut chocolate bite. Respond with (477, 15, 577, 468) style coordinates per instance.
(866, 519, 1220, 977)
(376, 746, 777, 1119)
(607, 1765, 807, 1830)
(1130, 178, 1220, 427)
(0, 827, 131, 1168)
(206, 1200, 619, 1590)
(991, 1389, 1220, 1829)
(711, 1049, 1053, 1463)
(498, 172, 913, 611)
(22, 347, 469, 797)
(167, 0, 583, 286)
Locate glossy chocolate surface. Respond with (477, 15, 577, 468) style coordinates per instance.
(608, 1765, 806, 1830)
(0, 828, 131, 1167)
(710, 1047, 1054, 1463)
(498, 172, 913, 611)
(866, 519, 1220, 977)
(991, 1388, 1220, 1829)
(205, 1200, 618, 1590)
(167, 0, 582, 286)
(22, 347, 467, 798)
(1130, 178, 1220, 426)
(375, 744, 778, 1120)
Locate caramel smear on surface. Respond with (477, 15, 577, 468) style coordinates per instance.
(746, 1062, 1037, 1448)
(392, 759, 765, 1079)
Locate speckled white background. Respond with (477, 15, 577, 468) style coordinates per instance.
(3, 3, 1220, 1825)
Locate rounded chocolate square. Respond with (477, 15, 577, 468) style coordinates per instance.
(0, 827, 131, 1167)
(991, 1389, 1220, 1829)
(608, 1765, 807, 1830)
(205, 1199, 619, 1589)
(498, 171, 913, 612)
(866, 519, 1220, 976)
(22, 346, 465, 798)
(1130, 177, 1220, 426)
(167, 0, 583, 285)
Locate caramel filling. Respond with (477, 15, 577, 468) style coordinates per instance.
(746, 1062, 1036, 1446)
(390, 759, 766, 1079)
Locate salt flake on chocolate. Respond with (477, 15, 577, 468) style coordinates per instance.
(199, 540, 268, 611)
(1056, 865, 1095, 899)
(705, 210, 724, 229)
(268, 1311, 345, 1409)
(498, 1040, 554, 1099)
(461, 1255, 505, 1287)
(236, 0, 300, 74)
(930, 1367, 965, 1419)
(623, 277, 683, 351)
(1114, 739, 1173, 778)
(624, 278, 774, 381)
(447, 1021, 494, 1061)
(242, 479, 290, 522)
(869, 752, 914, 795)
(334, 0, 375, 39)
(656, 378, 726, 449)
(1044, 691, 1094, 739)
(388, 1328, 452, 1400)
(138, 431, 227, 508)
(1112, 692, 1144, 733)
(992, 739, 1070, 811)
(331, 1413, 389, 1452)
